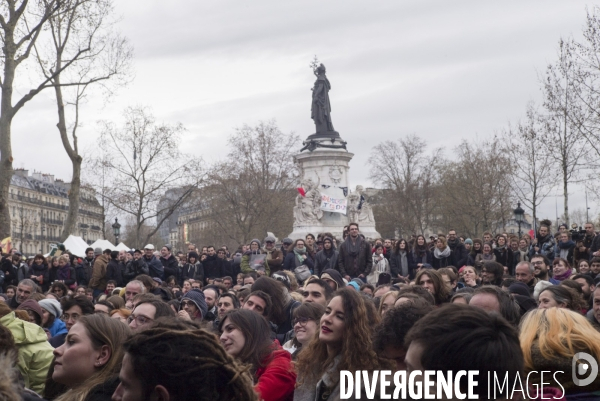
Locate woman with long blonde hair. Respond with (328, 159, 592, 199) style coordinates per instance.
(519, 308, 600, 397)
(294, 288, 390, 400)
(52, 314, 130, 401)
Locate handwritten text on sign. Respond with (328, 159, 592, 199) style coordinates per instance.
(321, 194, 347, 215)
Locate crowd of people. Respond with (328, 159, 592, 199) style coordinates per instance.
(0, 220, 600, 400)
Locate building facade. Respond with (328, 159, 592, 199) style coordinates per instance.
(9, 169, 104, 256)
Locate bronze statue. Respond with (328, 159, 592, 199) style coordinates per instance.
(311, 64, 335, 134)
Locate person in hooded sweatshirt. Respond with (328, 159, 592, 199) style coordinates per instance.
(314, 237, 338, 277)
(241, 239, 270, 277)
(320, 269, 345, 292)
(0, 301, 53, 395)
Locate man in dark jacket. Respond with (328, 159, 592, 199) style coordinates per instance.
(160, 244, 179, 280)
(447, 229, 468, 267)
(337, 223, 372, 280)
(203, 246, 223, 283)
(106, 251, 124, 287)
(124, 249, 149, 283)
(75, 247, 96, 286)
(143, 244, 164, 279)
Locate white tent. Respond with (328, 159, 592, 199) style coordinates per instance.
(63, 235, 90, 258)
(115, 242, 131, 251)
(90, 239, 117, 251)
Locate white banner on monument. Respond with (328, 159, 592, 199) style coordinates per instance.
(320, 194, 347, 214)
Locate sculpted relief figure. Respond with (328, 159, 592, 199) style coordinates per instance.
(293, 177, 323, 225)
(347, 186, 375, 224)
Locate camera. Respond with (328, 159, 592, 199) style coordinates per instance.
(570, 223, 586, 242)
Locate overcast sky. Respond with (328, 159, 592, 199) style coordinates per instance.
(11, 0, 598, 223)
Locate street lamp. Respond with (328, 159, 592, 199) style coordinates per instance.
(112, 218, 121, 244)
(513, 202, 525, 238)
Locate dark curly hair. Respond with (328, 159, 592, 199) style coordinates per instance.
(125, 317, 258, 401)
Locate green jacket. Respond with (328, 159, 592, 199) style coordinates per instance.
(0, 312, 54, 395)
(240, 252, 270, 276)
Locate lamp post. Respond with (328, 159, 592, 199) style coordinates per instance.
(513, 202, 525, 238)
(41, 225, 45, 254)
(112, 218, 121, 245)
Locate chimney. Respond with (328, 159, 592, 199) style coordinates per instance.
(14, 168, 28, 178)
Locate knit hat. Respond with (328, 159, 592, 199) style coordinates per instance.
(264, 235, 276, 244)
(347, 281, 360, 291)
(465, 238, 473, 245)
(250, 239, 262, 248)
(164, 244, 172, 252)
(17, 299, 44, 322)
(282, 238, 293, 245)
(182, 289, 208, 320)
(39, 298, 63, 318)
(94, 247, 102, 255)
(188, 251, 199, 260)
(152, 277, 162, 285)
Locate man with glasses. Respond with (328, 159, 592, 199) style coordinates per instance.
(264, 235, 283, 274)
(337, 222, 372, 281)
(530, 255, 550, 282)
(128, 299, 175, 332)
(50, 296, 94, 347)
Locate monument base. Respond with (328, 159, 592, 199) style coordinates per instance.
(289, 143, 381, 241)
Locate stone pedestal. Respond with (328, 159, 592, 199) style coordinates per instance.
(289, 137, 381, 240)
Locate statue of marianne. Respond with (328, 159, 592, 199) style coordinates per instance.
(311, 64, 335, 133)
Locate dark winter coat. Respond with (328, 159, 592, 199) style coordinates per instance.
(30, 263, 50, 292)
(314, 249, 339, 277)
(106, 259, 124, 287)
(203, 255, 223, 280)
(76, 257, 95, 286)
(160, 254, 179, 279)
(143, 255, 164, 279)
(124, 258, 149, 283)
(494, 247, 514, 275)
(337, 237, 373, 278)
(447, 239, 468, 267)
(283, 252, 315, 273)
(181, 262, 204, 283)
(409, 249, 433, 277)
(390, 251, 416, 279)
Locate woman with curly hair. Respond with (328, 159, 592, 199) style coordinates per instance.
(295, 288, 390, 401)
(519, 308, 600, 397)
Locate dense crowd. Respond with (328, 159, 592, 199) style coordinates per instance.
(1, 220, 600, 400)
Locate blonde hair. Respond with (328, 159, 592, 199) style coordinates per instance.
(519, 308, 600, 372)
(436, 235, 447, 248)
(377, 291, 399, 315)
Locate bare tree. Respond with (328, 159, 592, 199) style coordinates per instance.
(32, 0, 133, 241)
(368, 134, 441, 237)
(540, 39, 592, 225)
(439, 138, 513, 237)
(501, 103, 557, 226)
(203, 120, 299, 245)
(88, 106, 205, 248)
(0, 1, 63, 239)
